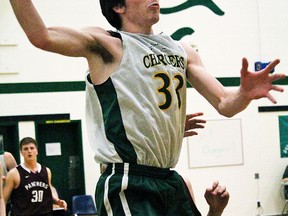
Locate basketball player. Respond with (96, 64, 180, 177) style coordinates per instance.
(3, 137, 67, 216)
(0, 151, 17, 180)
(0, 149, 17, 215)
(9, 0, 285, 215)
(0, 163, 6, 216)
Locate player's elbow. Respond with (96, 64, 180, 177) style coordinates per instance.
(218, 110, 235, 118)
(216, 106, 236, 118)
(216, 97, 239, 118)
(27, 33, 51, 50)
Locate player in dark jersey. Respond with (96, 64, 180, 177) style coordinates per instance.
(3, 137, 67, 216)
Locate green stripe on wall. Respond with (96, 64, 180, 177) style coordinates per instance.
(0, 81, 85, 94)
(186, 77, 241, 88)
(0, 77, 287, 94)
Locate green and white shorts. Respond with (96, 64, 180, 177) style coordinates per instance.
(95, 163, 201, 216)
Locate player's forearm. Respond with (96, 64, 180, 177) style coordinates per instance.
(0, 199, 6, 216)
(187, 66, 251, 118)
(0, 203, 6, 216)
(217, 87, 251, 118)
(207, 208, 223, 216)
(9, 0, 49, 47)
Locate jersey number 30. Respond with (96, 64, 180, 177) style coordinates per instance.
(31, 190, 44, 202)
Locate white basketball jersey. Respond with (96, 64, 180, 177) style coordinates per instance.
(86, 31, 187, 168)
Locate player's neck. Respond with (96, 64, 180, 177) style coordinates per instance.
(24, 161, 38, 172)
(121, 23, 154, 35)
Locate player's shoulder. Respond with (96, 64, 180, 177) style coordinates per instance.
(4, 151, 13, 158)
(82, 26, 115, 37)
(6, 166, 19, 179)
(43, 166, 51, 175)
(82, 26, 122, 50)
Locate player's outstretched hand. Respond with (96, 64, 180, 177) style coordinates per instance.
(205, 181, 229, 216)
(240, 58, 285, 104)
(184, 112, 206, 137)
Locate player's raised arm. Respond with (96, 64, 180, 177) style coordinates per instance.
(9, 0, 124, 84)
(9, 0, 104, 58)
(182, 41, 285, 117)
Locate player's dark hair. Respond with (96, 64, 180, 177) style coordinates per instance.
(20, 137, 38, 149)
(99, 0, 125, 30)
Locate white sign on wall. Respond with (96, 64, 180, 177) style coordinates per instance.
(188, 119, 243, 168)
(45, 142, 62, 156)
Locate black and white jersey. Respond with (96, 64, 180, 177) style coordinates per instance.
(11, 164, 53, 216)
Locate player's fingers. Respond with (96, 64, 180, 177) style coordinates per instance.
(267, 93, 277, 104)
(264, 59, 280, 74)
(184, 131, 198, 137)
(271, 85, 284, 93)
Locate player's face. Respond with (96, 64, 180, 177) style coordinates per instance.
(21, 143, 38, 161)
(120, 0, 160, 30)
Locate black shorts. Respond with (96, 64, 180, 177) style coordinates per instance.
(95, 163, 201, 216)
